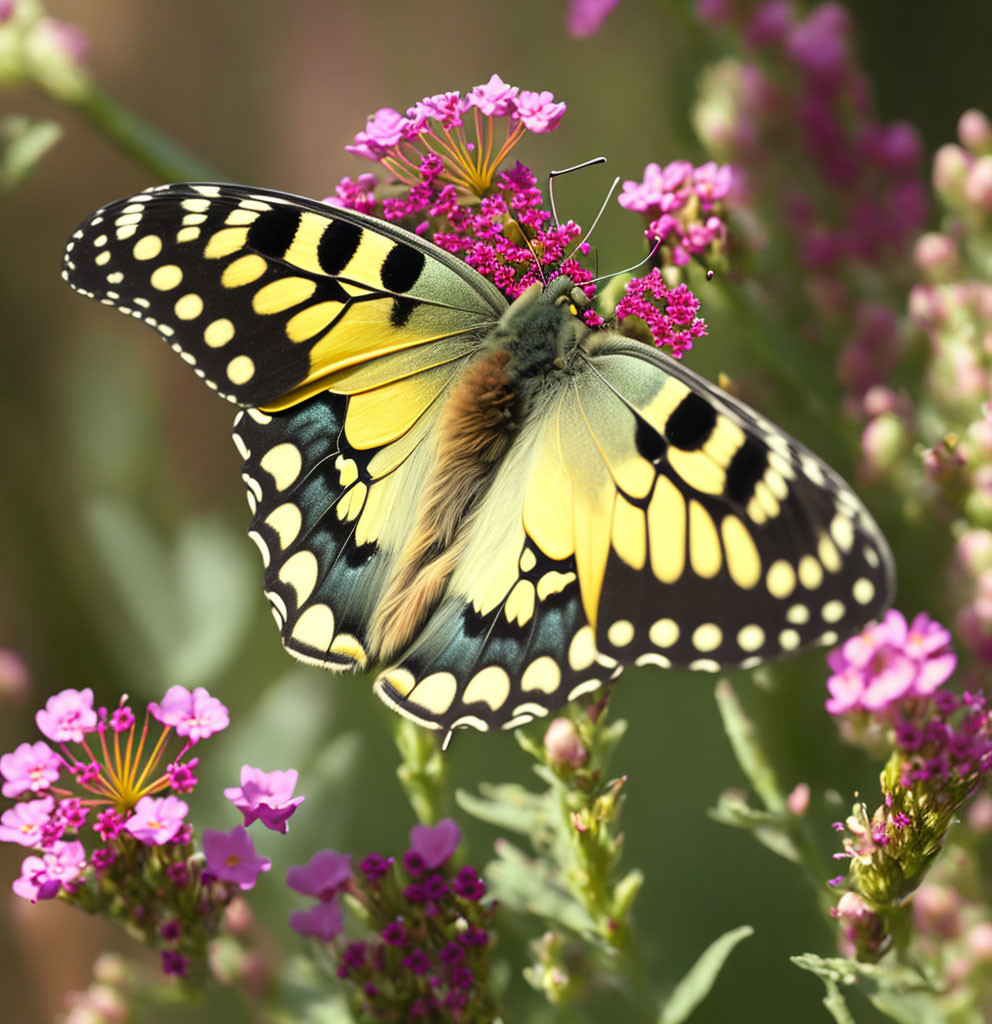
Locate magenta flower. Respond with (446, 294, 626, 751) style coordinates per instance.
(123, 794, 189, 846)
(825, 610, 957, 716)
(346, 107, 413, 159)
(289, 896, 345, 940)
(224, 765, 305, 834)
(286, 848, 352, 900)
(12, 839, 86, 903)
(512, 90, 567, 133)
(614, 272, 708, 356)
(465, 74, 519, 117)
(202, 825, 271, 891)
(1, 740, 61, 798)
(35, 687, 97, 744)
(567, 0, 621, 37)
(409, 818, 461, 869)
(0, 797, 55, 847)
(148, 685, 229, 741)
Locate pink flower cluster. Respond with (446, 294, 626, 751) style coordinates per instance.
(0, 684, 300, 976)
(825, 610, 957, 716)
(331, 78, 590, 301)
(0, 685, 230, 902)
(693, 1, 926, 278)
(288, 818, 494, 1019)
(619, 160, 733, 267)
(614, 270, 708, 356)
(346, 76, 565, 161)
(333, 79, 714, 373)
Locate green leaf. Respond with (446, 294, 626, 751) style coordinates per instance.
(714, 680, 786, 813)
(85, 498, 181, 687)
(169, 517, 255, 686)
(0, 114, 62, 192)
(791, 953, 946, 1023)
(483, 840, 597, 937)
(820, 977, 857, 1024)
(456, 783, 553, 838)
(657, 925, 754, 1024)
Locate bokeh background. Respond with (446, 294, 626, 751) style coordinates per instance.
(2, 1, 992, 1021)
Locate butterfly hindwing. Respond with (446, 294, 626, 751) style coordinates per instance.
(62, 183, 506, 410)
(232, 350, 475, 672)
(369, 330, 894, 734)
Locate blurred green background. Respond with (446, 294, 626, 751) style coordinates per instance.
(2, 1, 992, 1021)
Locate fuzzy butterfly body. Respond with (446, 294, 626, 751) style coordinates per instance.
(63, 182, 895, 736)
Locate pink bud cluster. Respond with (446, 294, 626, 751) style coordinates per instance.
(692, 0, 927, 341)
(288, 818, 495, 1020)
(331, 79, 715, 359)
(618, 160, 733, 268)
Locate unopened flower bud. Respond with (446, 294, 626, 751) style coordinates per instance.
(966, 790, 992, 832)
(543, 718, 586, 769)
(913, 232, 959, 281)
(959, 108, 992, 156)
(0, 647, 30, 699)
(964, 155, 992, 212)
(860, 413, 906, 479)
(967, 921, 992, 961)
(912, 883, 962, 938)
(957, 529, 992, 578)
(787, 782, 810, 816)
(932, 143, 971, 202)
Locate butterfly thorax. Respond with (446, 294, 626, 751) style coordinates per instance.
(495, 276, 591, 380)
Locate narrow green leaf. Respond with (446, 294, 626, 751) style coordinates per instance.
(170, 518, 255, 686)
(85, 498, 180, 682)
(657, 925, 754, 1024)
(0, 115, 62, 192)
(714, 680, 785, 813)
(455, 784, 551, 837)
(820, 977, 857, 1024)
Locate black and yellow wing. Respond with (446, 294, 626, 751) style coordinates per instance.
(63, 182, 506, 409)
(372, 331, 894, 734)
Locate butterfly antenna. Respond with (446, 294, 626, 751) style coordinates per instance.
(586, 237, 662, 286)
(565, 175, 620, 262)
(548, 157, 607, 229)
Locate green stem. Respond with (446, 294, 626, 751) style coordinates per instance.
(68, 80, 223, 182)
(391, 717, 449, 826)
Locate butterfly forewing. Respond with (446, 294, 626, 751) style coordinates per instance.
(62, 183, 506, 410)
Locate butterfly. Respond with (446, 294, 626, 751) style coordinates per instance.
(63, 182, 895, 737)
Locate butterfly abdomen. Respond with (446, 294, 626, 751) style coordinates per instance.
(368, 347, 520, 658)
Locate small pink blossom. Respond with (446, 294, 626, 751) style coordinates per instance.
(465, 74, 519, 117)
(286, 848, 352, 900)
(12, 840, 86, 903)
(289, 896, 344, 940)
(1, 740, 61, 798)
(0, 796, 54, 847)
(346, 107, 412, 159)
(512, 91, 567, 133)
(123, 794, 189, 846)
(825, 610, 957, 715)
(224, 765, 305, 834)
(202, 825, 271, 891)
(148, 685, 229, 741)
(409, 818, 461, 869)
(36, 687, 97, 743)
